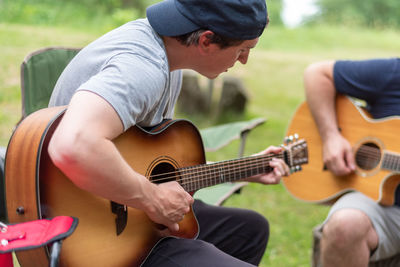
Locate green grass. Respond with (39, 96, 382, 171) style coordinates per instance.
(1, 23, 400, 267)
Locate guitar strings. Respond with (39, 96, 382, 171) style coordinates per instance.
(357, 145, 400, 170)
(148, 145, 306, 186)
(148, 153, 285, 186)
(149, 153, 280, 181)
(150, 155, 280, 184)
(179, 156, 278, 188)
(354, 145, 381, 162)
(353, 145, 400, 172)
(157, 160, 275, 190)
(146, 144, 387, 189)
(357, 145, 380, 156)
(145, 144, 390, 189)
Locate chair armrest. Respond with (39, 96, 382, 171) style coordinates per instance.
(200, 117, 266, 156)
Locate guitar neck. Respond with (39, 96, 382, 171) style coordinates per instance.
(178, 152, 284, 192)
(382, 151, 400, 172)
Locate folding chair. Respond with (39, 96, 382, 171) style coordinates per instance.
(0, 216, 78, 267)
(20, 46, 80, 119)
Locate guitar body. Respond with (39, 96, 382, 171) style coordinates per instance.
(284, 95, 400, 205)
(5, 106, 204, 267)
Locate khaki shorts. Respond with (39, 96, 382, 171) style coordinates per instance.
(325, 192, 400, 261)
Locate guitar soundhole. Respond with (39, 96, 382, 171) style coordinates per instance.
(150, 162, 178, 184)
(355, 143, 381, 171)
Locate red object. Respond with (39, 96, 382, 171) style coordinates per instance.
(0, 253, 13, 267)
(0, 216, 78, 267)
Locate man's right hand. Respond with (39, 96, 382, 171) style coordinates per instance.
(142, 181, 194, 232)
(322, 134, 356, 176)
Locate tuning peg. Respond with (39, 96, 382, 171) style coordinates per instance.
(284, 135, 294, 144)
(283, 136, 290, 144)
(290, 165, 303, 173)
(294, 133, 299, 141)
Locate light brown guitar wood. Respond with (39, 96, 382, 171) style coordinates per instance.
(5, 106, 66, 267)
(6, 107, 203, 267)
(284, 95, 400, 205)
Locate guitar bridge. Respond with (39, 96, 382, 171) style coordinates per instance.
(111, 201, 127, 236)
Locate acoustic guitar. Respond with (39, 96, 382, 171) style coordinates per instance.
(5, 106, 308, 267)
(284, 95, 400, 206)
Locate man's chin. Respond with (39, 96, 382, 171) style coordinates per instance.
(195, 70, 222, 79)
(204, 73, 220, 79)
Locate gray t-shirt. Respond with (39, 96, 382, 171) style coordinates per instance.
(49, 18, 182, 130)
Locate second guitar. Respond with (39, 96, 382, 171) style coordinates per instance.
(284, 95, 400, 206)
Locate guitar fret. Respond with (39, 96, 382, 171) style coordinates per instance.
(206, 166, 211, 187)
(207, 166, 212, 187)
(199, 169, 208, 191)
(182, 167, 197, 192)
(211, 166, 217, 186)
(183, 160, 273, 192)
(385, 154, 393, 170)
(382, 152, 400, 172)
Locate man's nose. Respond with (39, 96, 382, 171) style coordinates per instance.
(238, 52, 249, 64)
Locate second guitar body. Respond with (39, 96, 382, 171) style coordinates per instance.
(284, 95, 400, 206)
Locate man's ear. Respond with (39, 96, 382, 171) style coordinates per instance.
(198, 30, 216, 55)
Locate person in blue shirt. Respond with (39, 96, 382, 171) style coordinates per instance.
(304, 58, 400, 266)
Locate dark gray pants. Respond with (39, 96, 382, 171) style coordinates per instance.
(143, 200, 269, 267)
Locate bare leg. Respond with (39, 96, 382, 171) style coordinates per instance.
(321, 209, 378, 267)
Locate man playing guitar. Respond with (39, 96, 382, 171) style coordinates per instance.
(46, 0, 290, 266)
(304, 58, 400, 266)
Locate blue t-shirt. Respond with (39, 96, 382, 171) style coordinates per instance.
(334, 58, 400, 205)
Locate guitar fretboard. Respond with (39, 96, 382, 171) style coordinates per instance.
(178, 154, 278, 192)
(382, 152, 400, 172)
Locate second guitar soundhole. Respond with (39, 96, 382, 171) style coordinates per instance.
(355, 143, 381, 171)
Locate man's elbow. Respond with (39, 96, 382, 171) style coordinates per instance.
(303, 62, 322, 86)
(304, 61, 335, 94)
(48, 133, 80, 179)
(304, 61, 335, 80)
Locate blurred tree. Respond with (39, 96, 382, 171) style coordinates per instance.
(308, 0, 400, 29)
(0, 0, 283, 29)
(131, 0, 159, 17)
(267, 0, 284, 26)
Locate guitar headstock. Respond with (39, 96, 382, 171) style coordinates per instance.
(282, 134, 308, 173)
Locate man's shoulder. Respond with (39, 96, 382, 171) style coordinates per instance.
(113, 18, 159, 41)
(335, 58, 400, 72)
